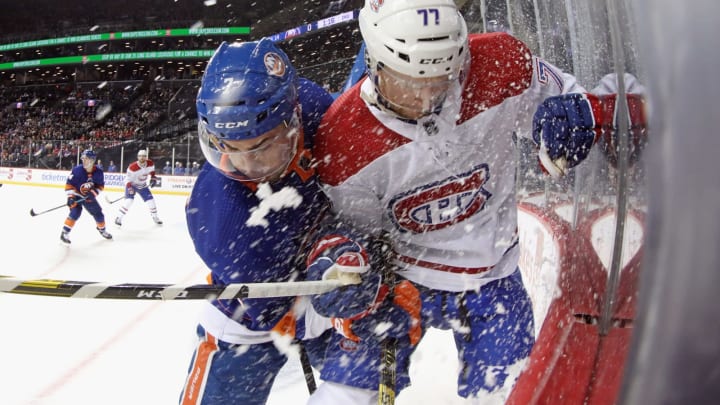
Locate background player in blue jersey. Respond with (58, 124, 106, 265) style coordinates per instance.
(178, 39, 335, 405)
(60, 149, 112, 244)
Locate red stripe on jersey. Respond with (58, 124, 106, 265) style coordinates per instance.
(396, 253, 494, 275)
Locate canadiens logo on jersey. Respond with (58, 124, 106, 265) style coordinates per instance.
(388, 165, 492, 233)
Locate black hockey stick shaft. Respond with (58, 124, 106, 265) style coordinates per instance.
(299, 343, 317, 394)
(376, 234, 398, 405)
(30, 196, 88, 217)
(378, 338, 398, 405)
(105, 194, 124, 204)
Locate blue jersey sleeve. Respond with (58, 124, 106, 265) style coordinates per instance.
(298, 77, 334, 147)
(186, 164, 328, 330)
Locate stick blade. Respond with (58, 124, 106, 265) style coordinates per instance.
(29, 208, 37, 216)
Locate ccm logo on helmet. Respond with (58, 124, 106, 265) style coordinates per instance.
(215, 121, 249, 129)
(420, 56, 453, 65)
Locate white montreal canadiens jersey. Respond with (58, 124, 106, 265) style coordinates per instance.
(126, 159, 156, 188)
(315, 33, 586, 291)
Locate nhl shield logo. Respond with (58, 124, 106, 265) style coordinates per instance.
(388, 165, 492, 233)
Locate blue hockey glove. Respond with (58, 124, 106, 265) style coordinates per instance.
(67, 196, 79, 208)
(532, 93, 600, 178)
(347, 280, 422, 345)
(308, 234, 422, 345)
(307, 234, 387, 320)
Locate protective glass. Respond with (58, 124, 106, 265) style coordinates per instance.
(199, 112, 300, 182)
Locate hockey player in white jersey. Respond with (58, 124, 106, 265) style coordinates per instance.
(114, 149, 163, 226)
(305, 0, 617, 403)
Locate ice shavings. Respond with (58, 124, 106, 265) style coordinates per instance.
(246, 183, 303, 228)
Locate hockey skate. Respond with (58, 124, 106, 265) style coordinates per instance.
(114, 217, 122, 226)
(152, 215, 163, 225)
(97, 227, 113, 240)
(60, 231, 71, 244)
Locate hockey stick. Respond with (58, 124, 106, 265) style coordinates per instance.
(30, 196, 88, 217)
(0, 275, 348, 300)
(376, 234, 398, 405)
(378, 338, 398, 405)
(299, 343, 317, 394)
(104, 193, 125, 204)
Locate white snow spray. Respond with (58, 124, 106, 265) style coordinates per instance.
(246, 183, 303, 228)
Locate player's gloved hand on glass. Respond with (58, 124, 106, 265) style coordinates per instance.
(307, 234, 422, 345)
(532, 93, 599, 178)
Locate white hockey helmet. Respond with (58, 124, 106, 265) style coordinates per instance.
(359, 0, 468, 79)
(137, 149, 148, 158)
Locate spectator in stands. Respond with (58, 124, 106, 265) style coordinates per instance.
(162, 161, 172, 175)
(107, 160, 118, 172)
(96, 159, 104, 171)
(173, 161, 185, 175)
(188, 161, 200, 176)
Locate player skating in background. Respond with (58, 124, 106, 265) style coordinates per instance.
(60, 149, 112, 243)
(179, 39, 335, 405)
(114, 149, 163, 226)
(306, 0, 612, 403)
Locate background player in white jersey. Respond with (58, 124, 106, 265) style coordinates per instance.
(114, 149, 162, 226)
(306, 0, 616, 403)
(60, 149, 112, 243)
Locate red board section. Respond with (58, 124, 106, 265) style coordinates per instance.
(508, 202, 643, 405)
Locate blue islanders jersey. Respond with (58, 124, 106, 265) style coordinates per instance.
(65, 164, 105, 196)
(186, 78, 334, 339)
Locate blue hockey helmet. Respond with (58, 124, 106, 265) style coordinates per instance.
(80, 149, 97, 171)
(81, 149, 97, 160)
(196, 39, 301, 182)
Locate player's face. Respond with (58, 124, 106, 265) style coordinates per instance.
(81, 156, 95, 171)
(212, 117, 299, 182)
(375, 65, 453, 120)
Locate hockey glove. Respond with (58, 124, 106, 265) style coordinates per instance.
(308, 235, 422, 345)
(67, 196, 79, 208)
(307, 234, 384, 320)
(594, 94, 649, 169)
(149, 176, 161, 188)
(125, 183, 135, 195)
(343, 279, 422, 345)
(532, 93, 600, 178)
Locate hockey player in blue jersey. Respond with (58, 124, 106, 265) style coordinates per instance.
(60, 149, 112, 244)
(179, 39, 335, 405)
